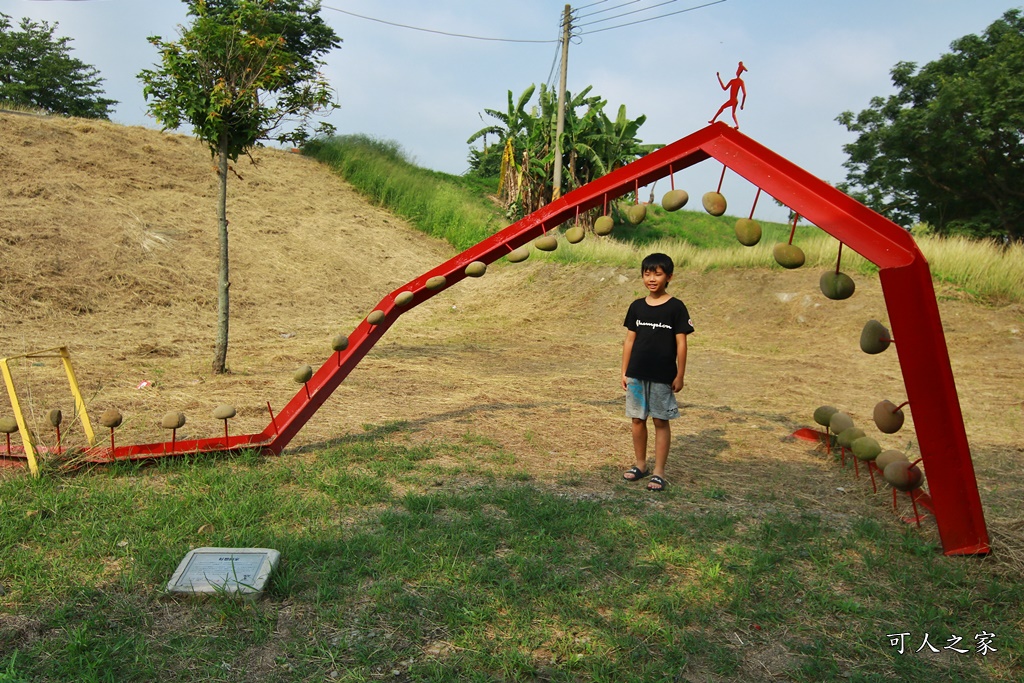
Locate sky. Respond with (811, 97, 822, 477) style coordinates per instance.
(2, 0, 1019, 222)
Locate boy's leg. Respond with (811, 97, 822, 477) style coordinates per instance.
(631, 417, 648, 470)
(651, 417, 671, 479)
(624, 379, 652, 480)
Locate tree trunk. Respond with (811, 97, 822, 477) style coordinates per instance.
(212, 133, 231, 374)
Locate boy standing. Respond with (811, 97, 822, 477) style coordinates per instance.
(621, 253, 694, 491)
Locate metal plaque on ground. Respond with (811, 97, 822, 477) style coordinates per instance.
(166, 547, 280, 596)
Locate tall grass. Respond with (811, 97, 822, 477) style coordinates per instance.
(0, 101, 50, 117)
(543, 226, 880, 275)
(915, 235, 1024, 302)
(304, 136, 1024, 304)
(303, 135, 502, 251)
(550, 229, 1024, 303)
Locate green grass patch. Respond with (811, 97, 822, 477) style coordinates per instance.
(1, 427, 1019, 681)
(302, 135, 503, 251)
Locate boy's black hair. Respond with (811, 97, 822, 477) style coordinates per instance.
(641, 252, 674, 276)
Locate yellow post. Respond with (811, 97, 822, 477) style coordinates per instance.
(0, 357, 40, 477)
(0, 346, 96, 476)
(59, 346, 95, 447)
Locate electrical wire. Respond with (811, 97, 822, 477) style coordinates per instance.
(579, 0, 726, 35)
(575, 0, 681, 27)
(321, 4, 558, 43)
(24, 0, 725, 41)
(545, 25, 564, 91)
(574, 0, 645, 21)
(572, 0, 611, 10)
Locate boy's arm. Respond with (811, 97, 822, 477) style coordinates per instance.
(672, 333, 688, 392)
(622, 329, 637, 391)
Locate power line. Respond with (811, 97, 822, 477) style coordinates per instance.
(574, 0, 645, 21)
(579, 0, 727, 35)
(321, 4, 558, 44)
(545, 23, 565, 91)
(575, 0, 682, 27)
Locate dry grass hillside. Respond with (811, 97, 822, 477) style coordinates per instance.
(1, 112, 1022, 562)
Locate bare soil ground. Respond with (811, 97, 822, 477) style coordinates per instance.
(1, 112, 1022, 565)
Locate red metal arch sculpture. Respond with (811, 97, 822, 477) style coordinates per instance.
(5, 123, 990, 556)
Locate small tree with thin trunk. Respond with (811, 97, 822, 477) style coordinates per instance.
(139, 0, 340, 374)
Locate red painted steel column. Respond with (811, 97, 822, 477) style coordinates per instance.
(880, 259, 990, 554)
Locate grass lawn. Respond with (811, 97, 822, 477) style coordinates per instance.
(2, 425, 1019, 682)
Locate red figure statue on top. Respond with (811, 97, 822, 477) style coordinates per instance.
(710, 61, 747, 128)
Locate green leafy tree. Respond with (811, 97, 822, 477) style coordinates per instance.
(139, 0, 340, 374)
(837, 9, 1024, 241)
(0, 12, 116, 118)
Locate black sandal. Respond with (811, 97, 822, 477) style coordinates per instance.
(646, 475, 666, 491)
(623, 466, 650, 482)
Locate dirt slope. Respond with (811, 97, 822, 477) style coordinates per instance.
(1, 112, 1022, 560)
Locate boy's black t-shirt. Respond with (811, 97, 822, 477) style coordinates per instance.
(624, 297, 694, 384)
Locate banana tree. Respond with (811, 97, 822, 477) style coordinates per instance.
(467, 83, 536, 185)
(468, 83, 659, 222)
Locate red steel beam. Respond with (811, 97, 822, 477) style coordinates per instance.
(26, 123, 986, 555)
(698, 128, 988, 555)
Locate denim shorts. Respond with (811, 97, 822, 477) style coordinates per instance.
(625, 377, 679, 420)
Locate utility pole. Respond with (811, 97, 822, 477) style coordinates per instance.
(551, 4, 571, 201)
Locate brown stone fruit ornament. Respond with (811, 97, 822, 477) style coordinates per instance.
(507, 246, 530, 262)
(99, 409, 123, 429)
(161, 411, 186, 430)
(212, 404, 236, 420)
(883, 460, 924, 491)
(627, 204, 647, 225)
(813, 405, 837, 428)
(851, 436, 882, 462)
(829, 412, 854, 435)
(875, 449, 909, 474)
(773, 243, 805, 269)
(837, 427, 866, 449)
(293, 365, 313, 384)
(734, 218, 761, 246)
(594, 216, 614, 236)
(702, 192, 727, 216)
(860, 320, 891, 354)
(819, 271, 856, 300)
(873, 399, 906, 433)
(534, 235, 558, 251)
(661, 189, 689, 212)
(464, 261, 487, 277)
